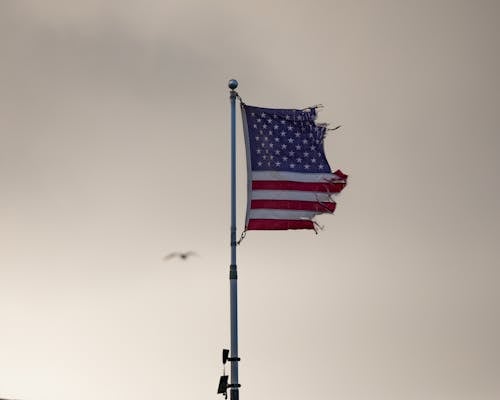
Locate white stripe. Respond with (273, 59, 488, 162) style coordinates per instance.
(248, 209, 320, 220)
(251, 190, 335, 202)
(251, 171, 341, 182)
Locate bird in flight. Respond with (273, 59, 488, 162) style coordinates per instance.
(163, 251, 198, 261)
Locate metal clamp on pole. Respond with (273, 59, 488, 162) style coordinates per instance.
(229, 264, 237, 280)
(222, 349, 241, 364)
(217, 375, 242, 399)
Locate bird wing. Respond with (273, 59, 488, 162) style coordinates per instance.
(163, 252, 181, 260)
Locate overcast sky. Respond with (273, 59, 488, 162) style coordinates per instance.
(1, 1, 499, 400)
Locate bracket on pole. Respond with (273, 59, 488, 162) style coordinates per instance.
(217, 375, 241, 399)
(219, 349, 242, 398)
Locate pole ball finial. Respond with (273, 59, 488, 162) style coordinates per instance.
(228, 79, 238, 90)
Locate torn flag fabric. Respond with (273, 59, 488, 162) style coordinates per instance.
(241, 104, 347, 231)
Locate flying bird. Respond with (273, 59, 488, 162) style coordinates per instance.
(163, 251, 198, 261)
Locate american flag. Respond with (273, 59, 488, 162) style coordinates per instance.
(241, 104, 347, 231)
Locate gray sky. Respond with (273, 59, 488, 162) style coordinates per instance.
(1, 1, 499, 399)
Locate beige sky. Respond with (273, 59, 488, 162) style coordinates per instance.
(1, 1, 499, 400)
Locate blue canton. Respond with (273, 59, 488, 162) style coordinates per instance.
(244, 105, 332, 173)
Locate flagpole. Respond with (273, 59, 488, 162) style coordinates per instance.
(228, 78, 240, 400)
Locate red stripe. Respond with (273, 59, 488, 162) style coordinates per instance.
(247, 219, 315, 230)
(251, 199, 336, 212)
(252, 180, 346, 193)
(333, 169, 348, 180)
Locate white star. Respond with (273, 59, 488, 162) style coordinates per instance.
(295, 132, 301, 137)
(304, 164, 310, 169)
(280, 131, 287, 136)
(275, 161, 281, 167)
(282, 156, 288, 161)
(295, 145, 301, 150)
(288, 151, 295, 156)
(256, 149, 261, 154)
(303, 152, 309, 157)
(288, 138, 294, 143)
(287, 126, 293, 131)
(261, 113, 266, 118)
(257, 161, 263, 166)
(319, 164, 324, 169)
(274, 125, 279, 130)
(290, 163, 296, 168)
(297, 158, 302, 163)
(281, 144, 287, 149)
(311, 158, 316, 163)
(302, 139, 308, 144)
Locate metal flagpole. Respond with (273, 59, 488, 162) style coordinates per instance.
(228, 78, 240, 400)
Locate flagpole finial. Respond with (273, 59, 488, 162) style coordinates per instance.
(228, 79, 238, 90)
